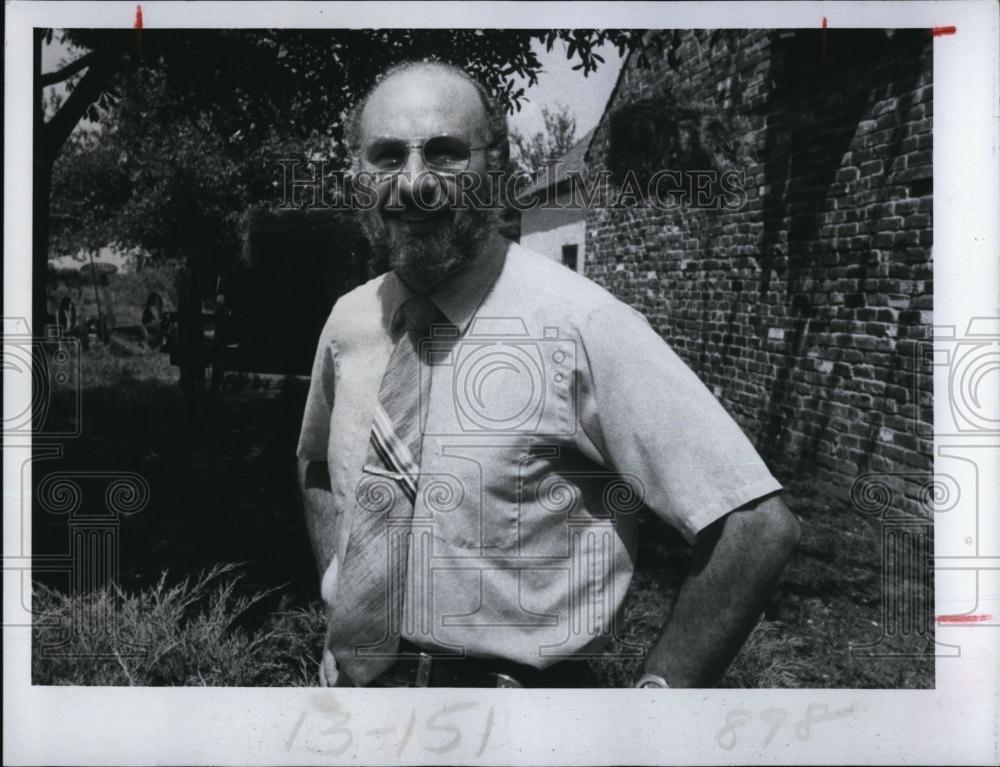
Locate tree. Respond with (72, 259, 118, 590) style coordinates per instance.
(35, 28, 640, 330)
(510, 103, 578, 175)
(86, 67, 278, 270)
(49, 131, 129, 261)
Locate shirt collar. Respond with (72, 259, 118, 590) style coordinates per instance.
(385, 234, 508, 335)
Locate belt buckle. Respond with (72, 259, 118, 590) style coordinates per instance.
(492, 672, 524, 689)
(415, 652, 433, 687)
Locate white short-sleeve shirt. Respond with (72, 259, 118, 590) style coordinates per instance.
(298, 236, 782, 668)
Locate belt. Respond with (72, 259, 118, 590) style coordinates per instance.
(370, 640, 594, 688)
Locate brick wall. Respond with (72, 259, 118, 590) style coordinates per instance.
(585, 30, 933, 516)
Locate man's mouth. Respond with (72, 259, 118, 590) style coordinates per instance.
(387, 208, 450, 228)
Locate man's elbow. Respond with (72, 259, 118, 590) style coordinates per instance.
(756, 495, 801, 558)
(725, 493, 800, 562)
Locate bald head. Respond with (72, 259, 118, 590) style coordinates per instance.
(360, 64, 489, 150)
(345, 60, 509, 169)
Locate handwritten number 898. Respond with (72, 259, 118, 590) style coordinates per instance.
(716, 704, 854, 751)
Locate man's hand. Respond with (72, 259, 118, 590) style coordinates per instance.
(639, 493, 801, 688)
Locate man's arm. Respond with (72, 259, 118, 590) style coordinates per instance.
(639, 493, 801, 688)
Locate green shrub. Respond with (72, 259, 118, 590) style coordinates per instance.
(32, 564, 325, 686)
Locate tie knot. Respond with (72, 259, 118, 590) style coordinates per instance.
(396, 295, 442, 335)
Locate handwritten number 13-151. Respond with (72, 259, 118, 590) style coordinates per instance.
(285, 702, 495, 757)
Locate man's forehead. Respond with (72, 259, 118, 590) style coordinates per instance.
(359, 66, 488, 140)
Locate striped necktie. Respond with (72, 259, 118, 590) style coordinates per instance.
(328, 294, 443, 685)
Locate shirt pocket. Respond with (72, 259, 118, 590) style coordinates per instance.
(417, 440, 529, 552)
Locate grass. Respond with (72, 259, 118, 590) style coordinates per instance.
(589, 494, 934, 689)
(31, 467, 934, 688)
(32, 560, 810, 688)
(33, 564, 325, 686)
(33, 519, 920, 688)
(32, 323, 934, 688)
(49, 264, 178, 328)
(78, 342, 180, 384)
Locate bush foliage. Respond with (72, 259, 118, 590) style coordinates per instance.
(33, 564, 325, 686)
(34, 562, 806, 687)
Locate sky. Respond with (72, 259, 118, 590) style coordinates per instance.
(42, 34, 65, 71)
(507, 38, 625, 143)
(41, 36, 87, 123)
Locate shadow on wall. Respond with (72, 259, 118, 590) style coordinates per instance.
(754, 29, 932, 477)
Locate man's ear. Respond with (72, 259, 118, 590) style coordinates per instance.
(490, 137, 511, 170)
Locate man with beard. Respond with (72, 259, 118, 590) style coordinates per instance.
(296, 60, 801, 688)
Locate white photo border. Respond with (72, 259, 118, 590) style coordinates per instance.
(4, 2, 999, 765)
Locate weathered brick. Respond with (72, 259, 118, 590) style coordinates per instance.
(584, 29, 932, 518)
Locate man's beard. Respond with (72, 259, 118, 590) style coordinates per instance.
(360, 203, 496, 288)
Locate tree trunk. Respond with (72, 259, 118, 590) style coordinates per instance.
(33, 32, 124, 337)
(33, 158, 54, 334)
(33, 30, 52, 336)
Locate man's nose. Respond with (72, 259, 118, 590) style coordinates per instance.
(394, 148, 446, 209)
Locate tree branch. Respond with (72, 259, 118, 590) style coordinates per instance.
(41, 46, 122, 161)
(40, 51, 99, 86)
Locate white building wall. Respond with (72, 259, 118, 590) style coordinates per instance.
(518, 190, 587, 272)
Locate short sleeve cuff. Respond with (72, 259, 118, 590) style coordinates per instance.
(673, 475, 785, 545)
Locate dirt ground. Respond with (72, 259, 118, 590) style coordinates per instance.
(33, 345, 934, 688)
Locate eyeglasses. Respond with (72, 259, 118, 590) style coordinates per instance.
(360, 135, 490, 175)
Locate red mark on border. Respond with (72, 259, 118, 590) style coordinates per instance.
(936, 613, 991, 624)
(931, 25, 957, 37)
(134, 4, 143, 56)
(820, 17, 828, 66)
